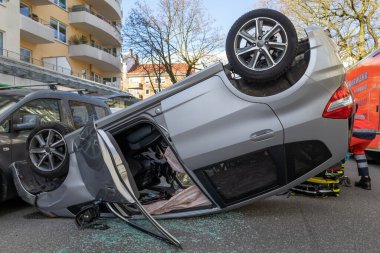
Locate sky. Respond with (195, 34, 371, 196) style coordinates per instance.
(121, 0, 260, 34)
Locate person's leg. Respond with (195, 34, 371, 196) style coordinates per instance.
(351, 140, 371, 190)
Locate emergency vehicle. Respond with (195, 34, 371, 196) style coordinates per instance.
(346, 48, 380, 159)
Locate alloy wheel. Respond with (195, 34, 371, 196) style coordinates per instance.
(29, 128, 67, 173)
(234, 17, 288, 71)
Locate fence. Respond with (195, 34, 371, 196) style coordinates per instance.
(0, 48, 118, 86)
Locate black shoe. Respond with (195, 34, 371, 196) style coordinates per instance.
(355, 177, 371, 190)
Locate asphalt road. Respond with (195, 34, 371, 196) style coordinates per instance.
(0, 159, 380, 253)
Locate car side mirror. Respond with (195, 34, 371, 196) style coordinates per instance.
(13, 114, 40, 131)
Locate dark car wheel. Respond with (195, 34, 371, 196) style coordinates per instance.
(27, 122, 74, 178)
(226, 9, 298, 82)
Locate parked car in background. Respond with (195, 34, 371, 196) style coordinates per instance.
(12, 9, 353, 248)
(0, 87, 111, 202)
(346, 48, 380, 160)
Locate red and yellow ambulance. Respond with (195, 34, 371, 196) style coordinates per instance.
(346, 48, 380, 159)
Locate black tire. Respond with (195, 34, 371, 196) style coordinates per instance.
(27, 122, 74, 178)
(226, 9, 298, 82)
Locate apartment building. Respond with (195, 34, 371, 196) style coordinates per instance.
(0, 0, 123, 94)
(125, 62, 189, 99)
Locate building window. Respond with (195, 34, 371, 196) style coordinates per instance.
(81, 68, 87, 79)
(145, 89, 150, 95)
(0, 32, 3, 56)
(53, 0, 66, 9)
(20, 3, 31, 17)
(145, 77, 150, 84)
(90, 72, 102, 83)
(50, 18, 67, 43)
(130, 77, 140, 84)
(20, 48, 31, 63)
(103, 78, 112, 85)
(154, 77, 166, 84)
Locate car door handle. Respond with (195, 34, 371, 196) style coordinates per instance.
(250, 129, 275, 142)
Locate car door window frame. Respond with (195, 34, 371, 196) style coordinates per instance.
(69, 101, 105, 129)
(0, 119, 10, 133)
(11, 98, 62, 132)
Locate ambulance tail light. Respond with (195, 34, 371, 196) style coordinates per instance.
(323, 84, 354, 119)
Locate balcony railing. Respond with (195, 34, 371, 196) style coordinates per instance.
(69, 44, 121, 72)
(22, 13, 50, 26)
(20, 13, 55, 44)
(69, 5, 121, 34)
(69, 35, 117, 57)
(0, 48, 118, 86)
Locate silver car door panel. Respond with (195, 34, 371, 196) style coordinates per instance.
(161, 76, 284, 170)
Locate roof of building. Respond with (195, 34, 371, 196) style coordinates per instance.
(128, 63, 189, 76)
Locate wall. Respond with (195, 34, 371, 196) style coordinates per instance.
(0, 0, 21, 54)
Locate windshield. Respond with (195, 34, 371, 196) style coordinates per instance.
(104, 96, 141, 109)
(0, 95, 22, 115)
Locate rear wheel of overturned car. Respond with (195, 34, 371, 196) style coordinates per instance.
(27, 122, 74, 178)
(226, 9, 298, 82)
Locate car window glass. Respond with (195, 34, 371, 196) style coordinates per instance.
(0, 120, 10, 133)
(15, 99, 60, 124)
(0, 95, 22, 115)
(69, 101, 97, 128)
(94, 106, 107, 119)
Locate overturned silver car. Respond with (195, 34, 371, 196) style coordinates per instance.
(12, 9, 353, 248)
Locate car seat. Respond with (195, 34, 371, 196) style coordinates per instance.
(125, 125, 161, 152)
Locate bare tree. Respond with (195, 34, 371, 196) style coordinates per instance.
(123, 0, 223, 84)
(260, 0, 379, 65)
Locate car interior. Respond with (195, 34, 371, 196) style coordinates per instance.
(113, 122, 212, 215)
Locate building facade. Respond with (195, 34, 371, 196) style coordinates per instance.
(0, 0, 123, 94)
(124, 62, 189, 100)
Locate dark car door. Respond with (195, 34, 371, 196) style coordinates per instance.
(0, 119, 12, 188)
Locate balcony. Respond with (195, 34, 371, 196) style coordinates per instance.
(69, 6, 121, 47)
(0, 48, 123, 94)
(20, 14, 55, 44)
(28, 0, 52, 5)
(85, 0, 121, 20)
(69, 44, 121, 73)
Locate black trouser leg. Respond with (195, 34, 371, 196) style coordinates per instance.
(354, 154, 369, 177)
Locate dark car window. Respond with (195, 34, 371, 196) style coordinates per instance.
(69, 101, 106, 129)
(104, 96, 140, 109)
(0, 120, 10, 133)
(0, 94, 22, 115)
(94, 106, 107, 119)
(69, 101, 90, 129)
(14, 99, 61, 124)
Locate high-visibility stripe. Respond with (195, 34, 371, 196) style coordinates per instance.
(354, 154, 366, 160)
(357, 162, 368, 168)
(353, 128, 376, 133)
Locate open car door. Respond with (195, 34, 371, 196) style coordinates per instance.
(75, 123, 181, 248)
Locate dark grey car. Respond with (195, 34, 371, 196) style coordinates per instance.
(0, 88, 110, 202)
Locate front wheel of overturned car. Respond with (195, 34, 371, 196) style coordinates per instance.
(27, 122, 74, 178)
(226, 9, 298, 82)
